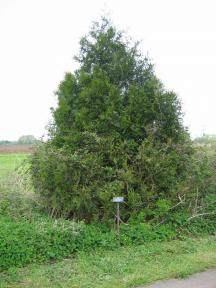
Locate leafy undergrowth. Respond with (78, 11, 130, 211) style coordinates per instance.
(1, 211, 215, 273)
(0, 182, 215, 272)
(0, 236, 216, 288)
(0, 153, 215, 277)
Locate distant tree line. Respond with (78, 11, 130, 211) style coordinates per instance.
(0, 135, 38, 145)
(0, 140, 12, 145)
(194, 134, 216, 145)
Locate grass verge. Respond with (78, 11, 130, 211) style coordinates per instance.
(0, 236, 215, 288)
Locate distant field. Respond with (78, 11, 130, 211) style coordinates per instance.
(0, 153, 29, 177)
(0, 144, 34, 154)
(0, 145, 34, 178)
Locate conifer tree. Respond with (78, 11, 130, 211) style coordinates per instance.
(31, 19, 192, 221)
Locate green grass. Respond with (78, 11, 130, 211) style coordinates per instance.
(0, 236, 215, 288)
(0, 153, 32, 218)
(0, 154, 28, 177)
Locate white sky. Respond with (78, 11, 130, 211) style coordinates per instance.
(0, 0, 216, 140)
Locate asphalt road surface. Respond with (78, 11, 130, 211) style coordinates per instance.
(141, 269, 216, 288)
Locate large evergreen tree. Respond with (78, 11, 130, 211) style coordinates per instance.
(31, 19, 193, 222)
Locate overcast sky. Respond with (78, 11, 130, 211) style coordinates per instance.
(0, 0, 216, 140)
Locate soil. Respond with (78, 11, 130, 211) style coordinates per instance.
(0, 144, 34, 154)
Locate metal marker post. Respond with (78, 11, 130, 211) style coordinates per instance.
(112, 197, 124, 236)
(117, 202, 120, 235)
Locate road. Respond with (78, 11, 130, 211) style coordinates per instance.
(141, 269, 216, 288)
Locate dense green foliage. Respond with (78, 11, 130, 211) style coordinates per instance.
(0, 152, 215, 271)
(0, 216, 80, 270)
(0, 211, 215, 271)
(30, 19, 196, 222)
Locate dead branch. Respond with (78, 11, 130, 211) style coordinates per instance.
(185, 211, 216, 223)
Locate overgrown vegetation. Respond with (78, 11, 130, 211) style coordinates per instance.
(0, 146, 215, 288)
(0, 153, 215, 271)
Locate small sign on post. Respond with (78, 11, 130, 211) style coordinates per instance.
(112, 197, 124, 203)
(112, 196, 124, 235)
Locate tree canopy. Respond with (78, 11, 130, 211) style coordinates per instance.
(31, 19, 193, 222)
(18, 135, 38, 144)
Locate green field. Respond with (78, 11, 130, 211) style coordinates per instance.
(0, 153, 28, 177)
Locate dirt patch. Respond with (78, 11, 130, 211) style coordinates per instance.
(0, 145, 35, 154)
